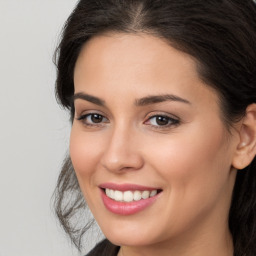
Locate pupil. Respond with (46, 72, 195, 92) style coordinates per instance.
(156, 116, 168, 125)
(92, 114, 103, 123)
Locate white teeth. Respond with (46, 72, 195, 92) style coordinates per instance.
(141, 190, 150, 199)
(114, 190, 123, 202)
(105, 189, 158, 202)
(133, 190, 142, 201)
(123, 191, 133, 202)
(110, 189, 115, 199)
(150, 190, 157, 197)
(106, 188, 111, 197)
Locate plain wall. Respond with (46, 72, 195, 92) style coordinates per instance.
(0, 1, 100, 255)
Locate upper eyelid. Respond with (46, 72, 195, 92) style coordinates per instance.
(73, 100, 112, 116)
(145, 111, 180, 120)
(144, 112, 181, 126)
(73, 95, 189, 119)
(77, 113, 109, 121)
(146, 115, 180, 124)
(75, 109, 180, 123)
(73, 100, 110, 116)
(76, 113, 109, 127)
(75, 109, 108, 118)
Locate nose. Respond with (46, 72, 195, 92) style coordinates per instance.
(100, 125, 144, 173)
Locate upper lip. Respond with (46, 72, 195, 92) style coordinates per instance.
(99, 182, 161, 192)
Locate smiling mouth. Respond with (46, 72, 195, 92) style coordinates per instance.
(103, 188, 162, 202)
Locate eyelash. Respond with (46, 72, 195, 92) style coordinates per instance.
(144, 114, 180, 129)
(77, 113, 109, 127)
(76, 112, 180, 130)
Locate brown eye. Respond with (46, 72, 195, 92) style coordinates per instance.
(77, 113, 108, 126)
(91, 114, 103, 123)
(155, 116, 169, 126)
(145, 114, 180, 128)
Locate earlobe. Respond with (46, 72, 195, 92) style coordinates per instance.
(232, 104, 256, 170)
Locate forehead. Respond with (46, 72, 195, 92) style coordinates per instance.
(74, 32, 199, 85)
(74, 33, 219, 109)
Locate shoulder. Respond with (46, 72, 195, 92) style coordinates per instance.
(85, 239, 120, 256)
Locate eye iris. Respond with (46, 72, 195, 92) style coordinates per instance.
(156, 116, 169, 125)
(91, 114, 103, 123)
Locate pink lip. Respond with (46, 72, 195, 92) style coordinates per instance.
(99, 183, 162, 215)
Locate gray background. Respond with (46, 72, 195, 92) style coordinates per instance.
(0, 1, 100, 255)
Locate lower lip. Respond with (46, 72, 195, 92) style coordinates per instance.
(101, 190, 160, 215)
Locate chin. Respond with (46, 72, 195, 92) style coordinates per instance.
(101, 224, 163, 247)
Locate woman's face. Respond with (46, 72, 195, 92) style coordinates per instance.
(70, 33, 238, 248)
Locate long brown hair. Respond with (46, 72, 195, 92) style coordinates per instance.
(53, 1, 256, 255)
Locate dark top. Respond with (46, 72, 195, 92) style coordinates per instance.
(86, 239, 120, 256)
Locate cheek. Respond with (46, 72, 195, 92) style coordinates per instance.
(148, 120, 231, 201)
(142, 122, 233, 234)
(69, 127, 103, 185)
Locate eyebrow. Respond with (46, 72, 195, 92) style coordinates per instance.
(135, 94, 191, 106)
(72, 92, 191, 107)
(72, 92, 106, 106)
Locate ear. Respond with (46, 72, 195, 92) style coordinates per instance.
(232, 104, 256, 170)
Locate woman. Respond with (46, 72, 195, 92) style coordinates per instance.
(53, 1, 256, 255)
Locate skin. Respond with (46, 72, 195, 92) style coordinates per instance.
(70, 33, 242, 256)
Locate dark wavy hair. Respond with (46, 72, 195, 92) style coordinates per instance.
(53, 0, 256, 255)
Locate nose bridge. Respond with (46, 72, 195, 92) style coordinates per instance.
(100, 121, 143, 172)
